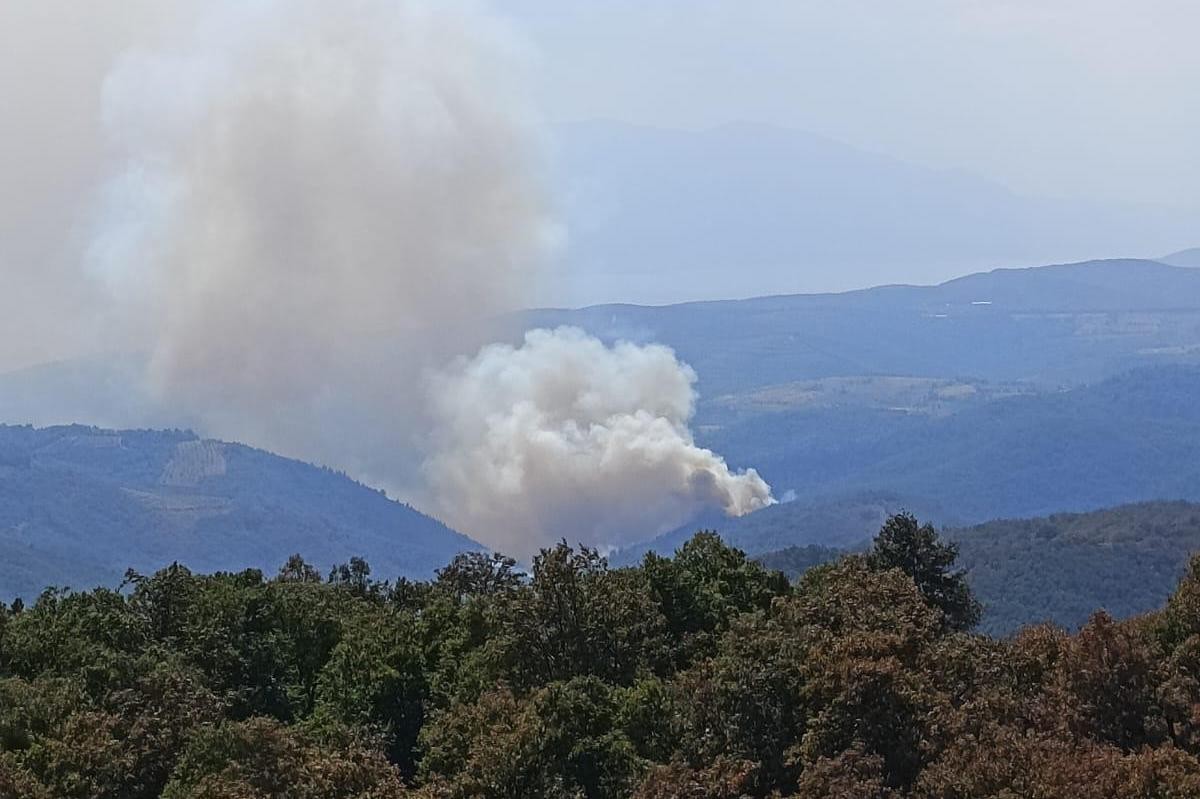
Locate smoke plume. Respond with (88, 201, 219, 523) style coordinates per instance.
(1, 1, 774, 556)
(83, 0, 555, 482)
(424, 327, 774, 557)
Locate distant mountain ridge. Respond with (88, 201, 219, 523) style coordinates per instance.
(0, 424, 481, 600)
(5, 257, 1196, 429)
(529, 258, 1200, 397)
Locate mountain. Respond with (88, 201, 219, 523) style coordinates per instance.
(548, 121, 1200, 305)
(698, 364, 1200, 525)
(623, 361, 1200, 558)
(532, 260, 1200, 535)
(529, 258, 1200, 398)
(1161, 247, 1200, 267)
(629, 362, 1200, 559)
(8, 258, 1198, 428)
(0, 424, 480, 600)
(758, 501, 1200, 636)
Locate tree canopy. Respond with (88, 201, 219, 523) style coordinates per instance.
(3, 516, 1200, 797)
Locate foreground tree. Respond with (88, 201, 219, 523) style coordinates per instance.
(867, 513, 981, 631)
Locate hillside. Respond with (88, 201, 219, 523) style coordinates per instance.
(7, 258, 1198, 428)
(757, 501, 1200, 635)
(950, 501, 1200, 635)
(0, 425, 480, 599)
(612, 364, 1200, 556)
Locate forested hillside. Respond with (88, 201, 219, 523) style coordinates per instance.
(0, 425, 479, 599)
(758, 501, 1200, 635)
(5, 259, 1199, 569)
(952, 501, 1200, 634)
(699, 365, 1200, 526)
(6, 518, 1200, 797)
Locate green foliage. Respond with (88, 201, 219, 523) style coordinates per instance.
(645, 531, 788, 632)
(866, 512, 981, 631)
(313, 614, 426, 774)
(489, 543, 669, 689)
(761, 500, 1200, 635)
(434, 552, 521, 599)
(160, 717, 406, 799)
(419, 677, 642, 799)
(5, 519, 1200, 796)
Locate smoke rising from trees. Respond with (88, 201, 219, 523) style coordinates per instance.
(424, 327, 774, 557)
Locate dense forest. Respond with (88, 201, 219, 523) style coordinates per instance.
(5, 515, 1200, 797)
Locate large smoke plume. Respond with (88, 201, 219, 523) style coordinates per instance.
(0, 1, 773, 556)
(424, 327, 774, 556)
(86, 0, 553, 483)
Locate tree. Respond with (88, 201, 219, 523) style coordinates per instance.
(312, 614, 427, 775)
(867, 513, 981, 631)
(491, 542, 668, 688)
(640, 532, 789, 664)
(328, 557, 379, 599)
(419, 678, 642, 799)
(1053, 611, 1167, 749)
(786, 560, 944, 792)
(434, 552, 521, 600)
(277, 555, 322, 584)
(160, 717, 407, 799)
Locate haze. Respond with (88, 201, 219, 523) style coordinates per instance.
(507, 0, 1200, 304)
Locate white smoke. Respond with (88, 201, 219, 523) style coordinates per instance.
(83, 0, 556, 482)
(424, 327, 774, 557)
(1, 1, 775, 557)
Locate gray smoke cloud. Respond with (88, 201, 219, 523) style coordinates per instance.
(83, 0, 555, 483)
(0, 0, 773, 555)
(424, 327, 774, 557)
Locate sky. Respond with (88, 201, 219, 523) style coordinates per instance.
(506, 0, 1200, 213)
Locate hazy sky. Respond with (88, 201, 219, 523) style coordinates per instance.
(507, 0, 1200, 214)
